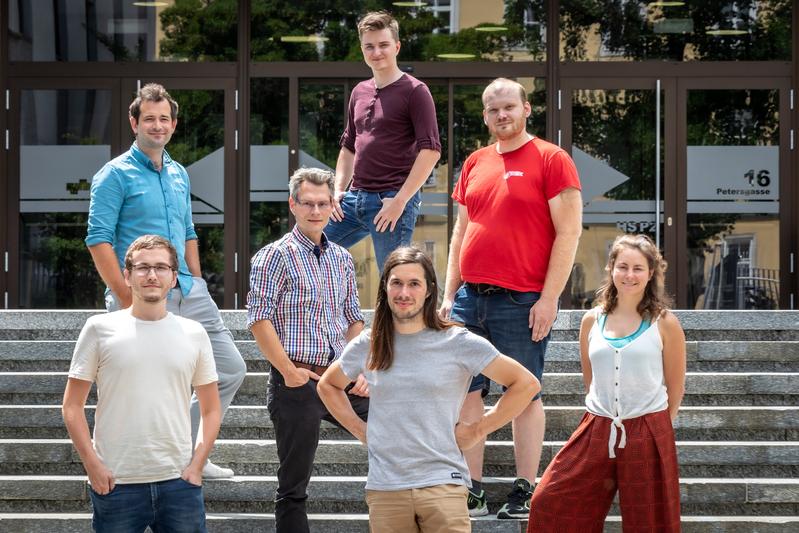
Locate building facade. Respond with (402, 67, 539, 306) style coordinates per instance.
(0, 0, 796, 311)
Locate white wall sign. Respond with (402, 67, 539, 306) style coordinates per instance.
(687, 146, 779, 201)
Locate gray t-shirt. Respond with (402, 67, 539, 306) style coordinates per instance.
(339, 326, 499, 491)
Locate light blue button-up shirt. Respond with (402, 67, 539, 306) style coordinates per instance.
(86, 142, 198, 296)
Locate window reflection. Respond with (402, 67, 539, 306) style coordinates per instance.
(8, 0, 237, 61)
(686, 89, 780, 309)
(560, 0, 791, 61)
(250, 0, 546, 61)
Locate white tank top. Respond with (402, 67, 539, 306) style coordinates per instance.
(584, 308, 669, 458)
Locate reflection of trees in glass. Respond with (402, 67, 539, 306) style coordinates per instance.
(573, 90, 655, 200)
(23, 214, 105, 309)
(168, 90, 224, 166)
(159, 0, 238, 61)
(251, 79, 290, 145)
(195, 225, 225, 306)
(560, 0, 791, 61)
(250, 202, 290, 255)
(245, 0, 546, 61)
(300, 85, 345, 168)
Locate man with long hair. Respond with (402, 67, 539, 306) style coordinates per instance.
(318, 247, 539, 531)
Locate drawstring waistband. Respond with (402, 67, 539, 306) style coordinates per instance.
(608, 416, 627, 459)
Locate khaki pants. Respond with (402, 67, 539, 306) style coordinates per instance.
(366, 484, 470, 533)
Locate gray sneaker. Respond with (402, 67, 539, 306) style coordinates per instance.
(467, 488, 489, 517)
(496, 478, 533, 519)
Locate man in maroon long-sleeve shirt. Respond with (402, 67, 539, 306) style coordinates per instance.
(327, 11, 441, 273)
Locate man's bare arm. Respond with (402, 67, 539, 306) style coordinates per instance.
(317, 362, 367, 444)
(455, 356, 539, 450)
(62, 377, 116, 494)
(182, 382, 222, 485)
(331, 148, 355, 222)
(88, 243, 131, 308)
(185, 239, 201, 277)
(438, 204, 469, 319)
(529, 187, 583, 341)
(374, 148, 441, 232)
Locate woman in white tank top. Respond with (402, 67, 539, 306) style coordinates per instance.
(528, 234, 686, 533)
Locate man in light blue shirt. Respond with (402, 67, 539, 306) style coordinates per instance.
(86, 83, 246, 479)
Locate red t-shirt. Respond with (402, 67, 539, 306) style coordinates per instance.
(452, 137, 581, 292)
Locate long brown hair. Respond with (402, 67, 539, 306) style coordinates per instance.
(595, 234, 671, 320)
(368, 247, 453, 371)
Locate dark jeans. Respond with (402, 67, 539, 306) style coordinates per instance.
(88, 478, 206, 533)
(268, 368, 369, 533)
(450, 283, 551, 401)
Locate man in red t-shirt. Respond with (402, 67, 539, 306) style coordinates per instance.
(439, 78, 582, 520)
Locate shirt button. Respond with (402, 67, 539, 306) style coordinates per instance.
(615, 366, 619, 370)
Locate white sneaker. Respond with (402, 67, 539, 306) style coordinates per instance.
(202, 461, 234, 479)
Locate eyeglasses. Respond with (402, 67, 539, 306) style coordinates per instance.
(130, 263, 175, 276)
(296, 200, 332, 211)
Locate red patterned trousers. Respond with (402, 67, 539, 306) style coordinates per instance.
(528, 409, 681, 533)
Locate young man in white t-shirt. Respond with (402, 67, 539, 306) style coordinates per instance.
(318, 247, 539, 531)
(62, 235, 221, 532)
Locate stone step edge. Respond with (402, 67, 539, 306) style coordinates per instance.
(4, 438, 798, 445)
(0, 513, 797, 524)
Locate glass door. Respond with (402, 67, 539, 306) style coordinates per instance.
(678, 78, 792, 310)
(561, 78, 675, 308)
(7, 80, 120, 309)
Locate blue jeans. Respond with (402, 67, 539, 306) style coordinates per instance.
(89, 478, 206, 532)
(449, 283, 550, 401)
(325, 189, 421, 273)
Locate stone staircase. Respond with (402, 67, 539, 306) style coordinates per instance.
(0, 310, 797, 532)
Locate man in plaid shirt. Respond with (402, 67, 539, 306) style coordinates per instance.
(247, 167, 369, 533)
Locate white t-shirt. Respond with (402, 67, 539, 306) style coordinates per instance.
(69, 310, 218, 483)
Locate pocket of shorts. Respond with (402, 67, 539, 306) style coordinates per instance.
(180, 477, 203, 488)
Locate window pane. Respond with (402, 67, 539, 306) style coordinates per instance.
(251, 0, 546, 62)
(686, 89, 780, 309)
(19, 90, 111, 309)
(8, 0, 237, 61)
(560, 0, 791, 61)
(250, 79, 291, 257)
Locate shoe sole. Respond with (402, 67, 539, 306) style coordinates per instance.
(469, 507, 489, 517)
(497, 511, 529, 519)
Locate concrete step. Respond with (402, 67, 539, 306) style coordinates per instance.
(2, 405, 796, 442)
(2, 310, 799, 342)
(2, 371, 796, 407)
(2, 339, 798, 373)
(0, 513, 796, 532)
(1, 440, 797, 478)
(0, 476, 797, 516)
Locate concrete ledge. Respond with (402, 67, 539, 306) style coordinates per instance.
(0, 513, 797, 533)
(2, 405, 796, 433)
(1, 440, 796, 468)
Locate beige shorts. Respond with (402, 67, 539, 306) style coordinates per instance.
(366, 483, 470, 533)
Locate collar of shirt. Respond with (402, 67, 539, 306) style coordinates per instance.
(131, 142, 174, 171)
(290, 225, 329, 256)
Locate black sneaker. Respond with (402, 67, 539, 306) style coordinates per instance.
(466, 488, 489, 517)
(496, 477, 533, 519)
